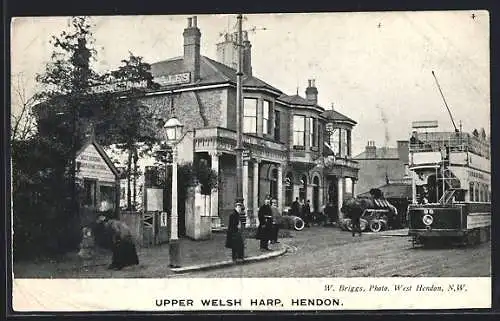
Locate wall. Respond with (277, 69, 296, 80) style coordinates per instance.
(141, 88, 228, 131)
(355, 158, 406, 195)
(226, 88, 237, 131)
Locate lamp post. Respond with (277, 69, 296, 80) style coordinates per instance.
(234, 14, 247, 230)
(157, 116, 184, 268)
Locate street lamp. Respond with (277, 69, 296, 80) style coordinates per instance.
(161, 116, 184, 268)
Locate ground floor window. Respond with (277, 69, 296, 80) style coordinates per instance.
(99, 184, 116, 212)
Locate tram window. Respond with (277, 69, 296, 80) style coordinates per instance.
(455, 189, 465, 202)
(474, 183, 480, 202)
(469, 182, 474, 201)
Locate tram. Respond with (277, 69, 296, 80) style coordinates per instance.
(407, 122, 491, 247)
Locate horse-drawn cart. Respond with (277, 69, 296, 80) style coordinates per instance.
(340, 194, 397, 233)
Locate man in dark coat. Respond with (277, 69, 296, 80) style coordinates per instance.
(226, 202, 244, 262)
(324, 202, 337, 225)
(302, 200, 311, 227)
(291, 197, 300, 216)
(256, 199, 273, 250)
(270, 199, 281, 244)
(96, 215, 139, 270)
(348, 201, 363, 237)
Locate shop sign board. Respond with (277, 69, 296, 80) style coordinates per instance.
(76, 145, 115, 182)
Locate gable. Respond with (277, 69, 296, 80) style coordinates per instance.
(76, 144, 117, 182)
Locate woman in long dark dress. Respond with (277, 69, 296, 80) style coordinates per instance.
(97, 216, 139, 270)
(226, 203, 244, 262)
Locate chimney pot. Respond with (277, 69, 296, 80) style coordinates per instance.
(243, 31, 248, 41)
(312, 79, 316, 87)
(188, 17, 193, 28)
(308, 79, 312, 87)
(192, 16, 197, 27)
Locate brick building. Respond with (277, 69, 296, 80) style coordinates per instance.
(353, 140, 411, 196)
(34, 16, 360, 231)
(134, 16, 360, 228)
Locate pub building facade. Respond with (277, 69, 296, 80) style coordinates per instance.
(122, 16, 360, 229)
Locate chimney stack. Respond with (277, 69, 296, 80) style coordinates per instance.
(242, 30, 252, 76)
(305, 79, 318, 104)
(365, 140, 377, 158)
(183, 16, 201, 82)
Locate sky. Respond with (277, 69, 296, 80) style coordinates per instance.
(11, 11, 490, 156)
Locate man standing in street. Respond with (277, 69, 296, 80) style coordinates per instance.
(303, 200, 311, 227)
(291, 197, 300, 217)
(256, 199, 273, 250)
(350, 201, 363, 237)
(270, 199, 281, 244)
(226, 202, 245, 262)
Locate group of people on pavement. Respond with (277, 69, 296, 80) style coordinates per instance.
(290, 197, 314, 227)
(255, 198, 281, 250)
(225, 196, 283, 262)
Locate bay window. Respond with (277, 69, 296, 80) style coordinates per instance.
(309, 117, 317, 148)
(243, 98, 257, 133)
(293, 115, 306, 147)
(263, 100, 271, 135)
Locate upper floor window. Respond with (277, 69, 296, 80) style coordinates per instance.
(243, 98, 257, 133)
(274, 110, 281, 142)
(293, 115, 306, 146)
(309, 117, 318, 147)
(340, 128, 348, 157)
(469, 182, 474, 201)
(263, 100, 271, 135)
(325, 124, 351, 157)
(328, 127, 340, 155)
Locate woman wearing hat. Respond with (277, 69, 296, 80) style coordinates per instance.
(96, 215, 139, 270)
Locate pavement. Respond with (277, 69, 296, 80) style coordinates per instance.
(13, 231, 287, 278)
(13, 226, 489, 278)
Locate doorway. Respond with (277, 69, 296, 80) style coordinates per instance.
(313, 176, 320, 213)
(328, 178, 338, 217)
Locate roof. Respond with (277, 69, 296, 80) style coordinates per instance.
(321, 109, 357, 124)
(358, 183, 412, 199)
(278, 94, 317, 106)
(150, 56, 282, 94)
(354, 147, 400, 159)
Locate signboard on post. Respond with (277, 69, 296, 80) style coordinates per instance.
(146, 188, 164, 212)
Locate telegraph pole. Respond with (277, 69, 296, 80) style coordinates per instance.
(235, 14, 246, 227)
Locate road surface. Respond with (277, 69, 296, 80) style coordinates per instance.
(180, 226, 491, 278)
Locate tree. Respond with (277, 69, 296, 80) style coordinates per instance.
(12, 16, 103, 257)
(96, 52, 160, 210)
(11, 72, 37, 141)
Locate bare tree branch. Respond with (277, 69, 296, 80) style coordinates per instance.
(11, 72, 37, 140)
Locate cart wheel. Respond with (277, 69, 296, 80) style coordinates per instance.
(293, 217, 305, 231)
(369, 220, 382, 233)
